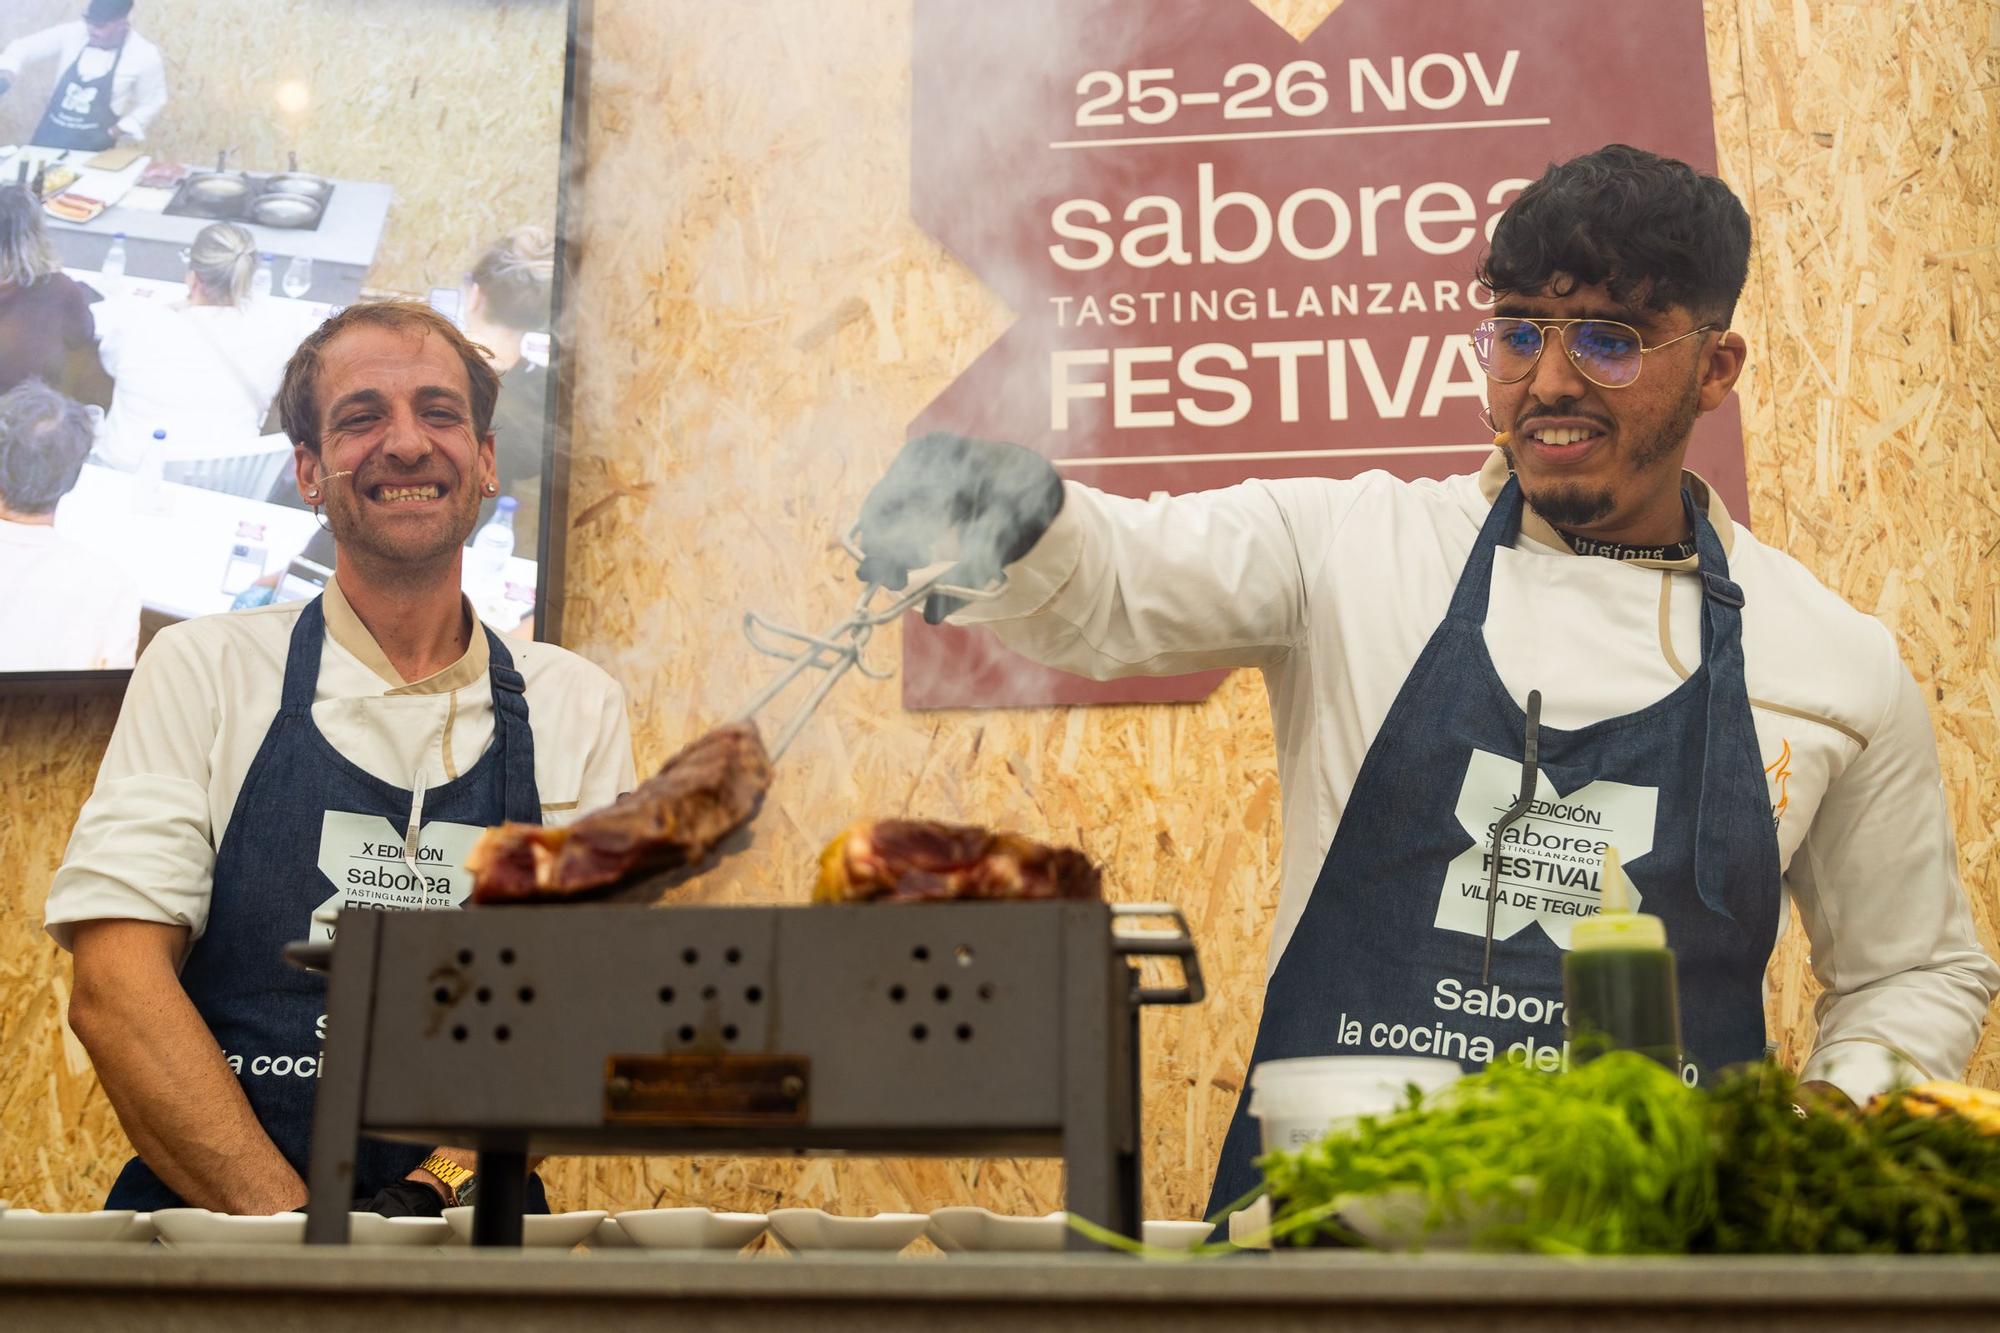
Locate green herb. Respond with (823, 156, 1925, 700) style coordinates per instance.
(1256, 1052, 1712, 1254)
(1697, 1065, 2000, 1254)
(1250, 1058, 2000, 1256)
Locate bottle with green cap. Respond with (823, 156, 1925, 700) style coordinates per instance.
(1563, 846, 1684, 1072)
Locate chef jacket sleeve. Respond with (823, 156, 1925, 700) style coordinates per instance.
(113, 40, 167, 140)
(0, 24, 69, 78)
(44, 624, 222, 951)
(1791, 641, 2000, 1102)
(950, 477, 1349, 676)
(572, 675, 637, 816)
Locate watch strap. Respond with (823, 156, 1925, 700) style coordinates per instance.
(416, 1152, 476, 1206)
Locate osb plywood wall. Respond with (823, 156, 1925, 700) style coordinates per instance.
(1, 0, 1994, 1220)
(0, 0, 565, 296)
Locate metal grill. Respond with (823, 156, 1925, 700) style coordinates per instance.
(292, 900, 1201, 1248)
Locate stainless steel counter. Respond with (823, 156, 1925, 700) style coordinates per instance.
(2, 1246, 1996, 1332)
(16, 145, 395, 303)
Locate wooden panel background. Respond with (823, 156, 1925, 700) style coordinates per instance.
(1, 0, 1993, 1221)
(0, 0, 566, 296)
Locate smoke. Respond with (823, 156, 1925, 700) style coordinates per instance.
(558, 1, 1169, 785)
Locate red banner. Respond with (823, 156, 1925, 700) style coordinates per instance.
(908, 0, 1740, 709)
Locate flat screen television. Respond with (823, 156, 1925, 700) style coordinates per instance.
(0, 0, 588, 690)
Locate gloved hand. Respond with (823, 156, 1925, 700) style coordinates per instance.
(854, 432, 1064, 623)
(356, 1178, 449, 1217)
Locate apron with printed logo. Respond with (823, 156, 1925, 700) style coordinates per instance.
(1205, 476, 1781, 1216)
(106, 597, 546, 1210)
(33, 39, 123, 151)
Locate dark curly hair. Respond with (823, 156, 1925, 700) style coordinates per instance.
(1477, 144, 1751, 326)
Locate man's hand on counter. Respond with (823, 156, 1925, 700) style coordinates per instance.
(359, 1179, 449, 1218)
(1793, 1079, 1858, 1115)
(68, 919, 311, 1216)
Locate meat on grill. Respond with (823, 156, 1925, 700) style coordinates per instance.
(814, 819, 1101, 903)
(468, 720, 773, 903)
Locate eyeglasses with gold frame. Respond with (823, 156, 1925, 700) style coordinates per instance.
(1473, 317, 1716, 390)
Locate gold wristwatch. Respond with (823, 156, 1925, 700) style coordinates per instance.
(416, 1153, 477, 1206)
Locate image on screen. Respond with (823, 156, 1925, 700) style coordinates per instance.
(0, 0, 573, 677)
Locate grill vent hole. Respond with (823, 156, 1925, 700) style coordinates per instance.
(682, 947, 700, 966)
(888, 984, 907, 1003)
(725, 947, 742, 965)
(451, 1025, 468, 1042)
(956, 1024, 973, 1042)
(456, 949, 474, 966)
(934, 984, 952, 1003)
(518, 986, 536, 1004)
(499, 948, 516, 966)
(746, 986, 764, 1004)
(658, 986, 676, 1004)
(911, 1024, 928, 1042)
(495, 1025, 511, 1043)
(911, 945, 930, 962)
(722, 1024, 739, 1042)
(432, 986, 450, 1005)
(678, 1025, 696, 1043)
(476, 987, 492, 1005)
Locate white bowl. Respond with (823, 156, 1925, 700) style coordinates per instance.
(0, 1209, 136, 1243)
(153, 1210, 305, 1246)
(441, 1207, 606, 1249)
(926, 1207, 1066, 1253)
(590, 1217, 635, 1249)
(765, 1208, 928, 1253)
(613, 1208, 767, 1252)
(1141, 1219, 1213, 1251)
(926, 1208, 1210, 1254)
(346, 1212, 452, 1247)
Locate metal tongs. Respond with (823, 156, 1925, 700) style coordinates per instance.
(735, 526, 1006, 760)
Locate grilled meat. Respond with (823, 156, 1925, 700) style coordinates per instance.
(814, 818, 1100, 903)
(468, 720, 772, 903)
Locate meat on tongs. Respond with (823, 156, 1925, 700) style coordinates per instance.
(814, 819, 1101, 903)
(468, 721, 773, 903)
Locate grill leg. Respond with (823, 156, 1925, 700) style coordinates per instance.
(471, 1148, 528, 1246)
(1061, 919, 1142, 1251)
(303, 912, 384, 1245)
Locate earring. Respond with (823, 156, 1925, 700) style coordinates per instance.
(306, 487, 320, 500)
(485, 481, 498, 494)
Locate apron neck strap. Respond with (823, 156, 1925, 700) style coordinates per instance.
(481, 625, 541, 823)
(279, 596, 329, 714)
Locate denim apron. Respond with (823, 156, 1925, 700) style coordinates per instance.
(1205, 476, 1781, 1215)
(33, 39, 124, 151)
(107, 596, 545, 1209)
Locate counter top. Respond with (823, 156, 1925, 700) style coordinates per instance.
(8, 145, 393, 300)
(1, 1246, 1996, 1332)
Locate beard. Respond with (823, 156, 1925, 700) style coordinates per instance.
(324, 477, 481, 576)
(1507, 378, 1701, 530)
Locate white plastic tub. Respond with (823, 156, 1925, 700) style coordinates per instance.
(1247, 1055, 1463, 1157)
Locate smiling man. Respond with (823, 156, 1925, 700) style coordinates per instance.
(851, 144, 1999, 1216)
(47, 302, 635, 1217)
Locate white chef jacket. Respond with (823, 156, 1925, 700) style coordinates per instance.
(953, 451, 2000, 1103)
(45, 577, 636, 948)
(89, 297, 291, 472)
(0, 23, 168, 141)
(0, 515, 138, 669)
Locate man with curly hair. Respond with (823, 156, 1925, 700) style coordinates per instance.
(851, 144, 2000, 1215)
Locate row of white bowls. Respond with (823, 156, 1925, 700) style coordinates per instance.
(0, 1199, 1211, 1254)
